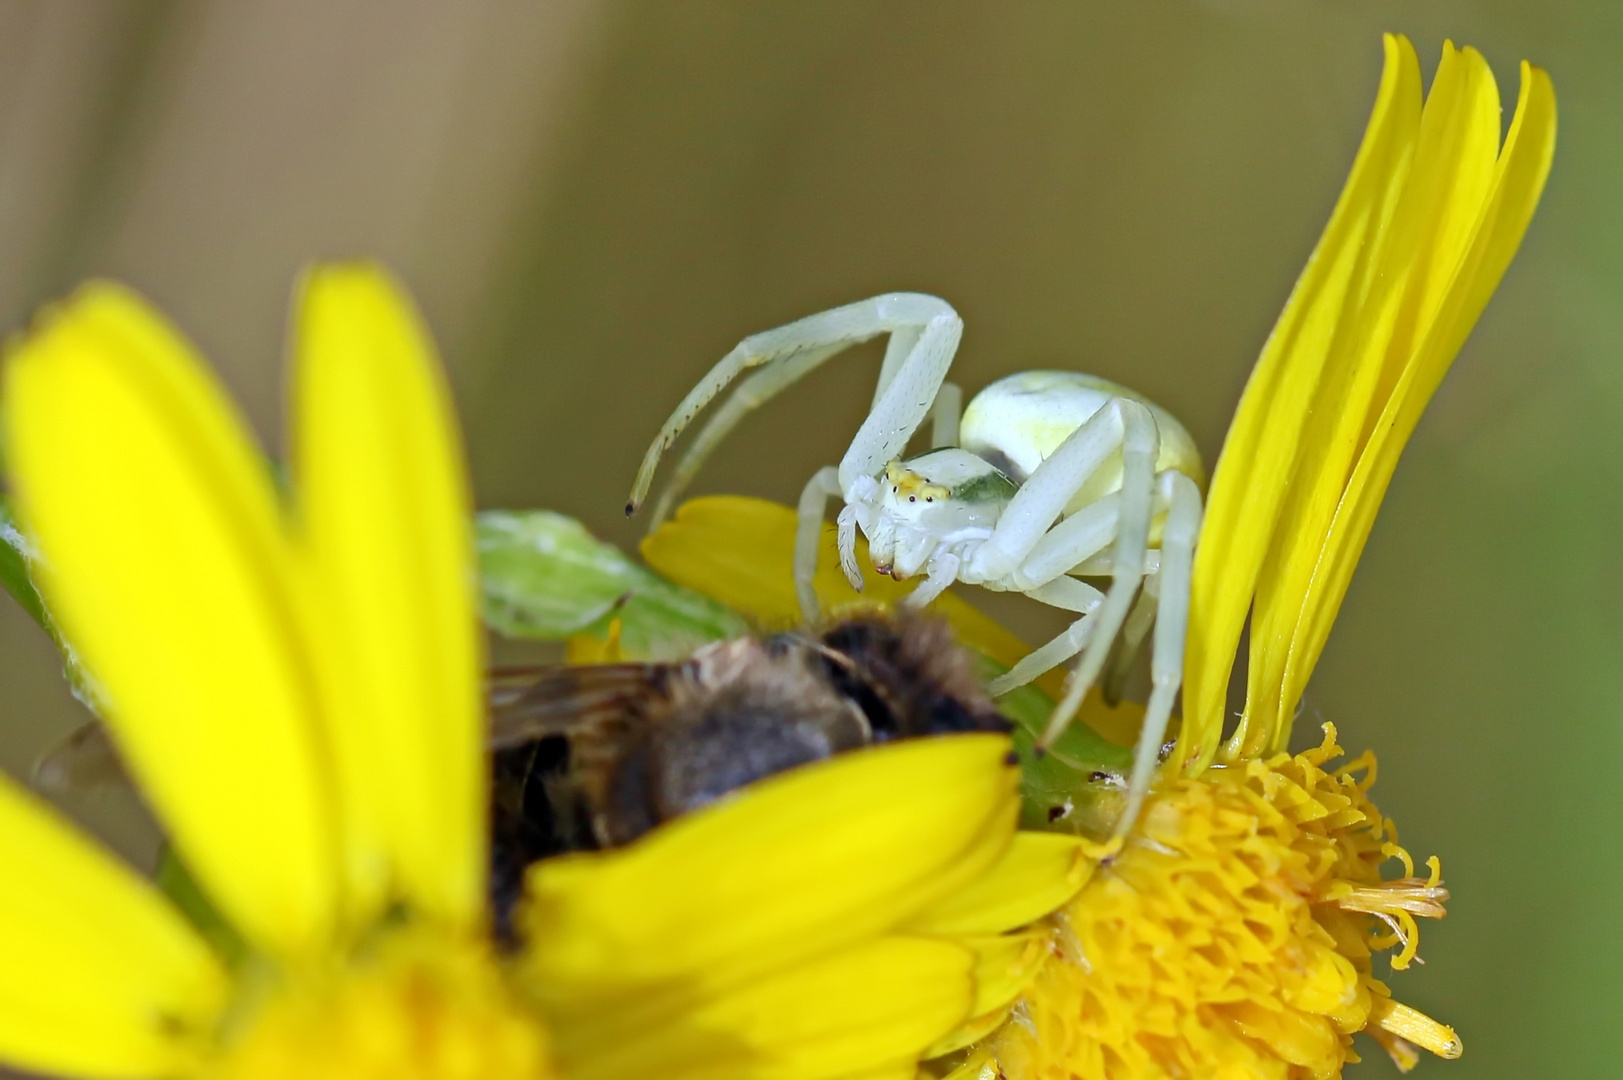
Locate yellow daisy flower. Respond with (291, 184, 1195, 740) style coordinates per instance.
(965, 34, 1556, 1080)
(0, 264, 551, 1078)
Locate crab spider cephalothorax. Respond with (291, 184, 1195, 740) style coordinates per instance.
(627, 294, 1206, 838)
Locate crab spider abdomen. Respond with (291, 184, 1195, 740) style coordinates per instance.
(960, 371, 1206, 510)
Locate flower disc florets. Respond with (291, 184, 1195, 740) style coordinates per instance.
(979, 725, 1455, 1080)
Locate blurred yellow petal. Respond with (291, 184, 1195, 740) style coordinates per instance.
(1181, 34, 1422, 769)
(1241, 47, 1555, 757)
(291, 263, 483, 928)
(0, 268, 550, 1080)
(643, 496, 1065, 698)
(553, 936, 974, 1080)
(211, 929, 552, 1080)
(908, 832, 1090, 936)
(0, 778, 224, 1079)
(521, 734, 1017, 1007)
(2, 283, 338, 953)
(837, 1068, 917, 1080)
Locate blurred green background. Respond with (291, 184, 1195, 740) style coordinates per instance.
(0, 2, 1615, 1076)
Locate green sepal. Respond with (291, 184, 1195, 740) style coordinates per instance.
(154, 843, 249, 968)
(0, 496, 48, 630)
(0, 497, 106, 711)
(477, 510, 748, 659)
(980, 657, 1133, 837)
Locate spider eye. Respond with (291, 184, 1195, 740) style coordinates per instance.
(909, 495, 916, 503)
(926, 496, 934, 503)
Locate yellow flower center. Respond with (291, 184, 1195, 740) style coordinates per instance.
(983, 725, 1457, 1079)
(207, 929, 552, 1080)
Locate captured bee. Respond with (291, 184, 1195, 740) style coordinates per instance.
(486, 611, 1010, 937)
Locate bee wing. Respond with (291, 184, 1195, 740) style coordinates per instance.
(486, 663, 671, 750)
(488, 664, 562, 714)
(34, 719, 130, 794)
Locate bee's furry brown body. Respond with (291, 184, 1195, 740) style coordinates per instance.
(488, 612, 1008, 937)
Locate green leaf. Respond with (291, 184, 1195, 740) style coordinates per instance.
(477, 510, 748, 659)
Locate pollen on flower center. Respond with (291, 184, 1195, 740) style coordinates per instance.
(208, 929, 552, 1080)
(980, 725, 1457, 1080)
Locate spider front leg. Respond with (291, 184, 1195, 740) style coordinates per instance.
(627, 293, 961, 525)
(648, 342, 844, 527)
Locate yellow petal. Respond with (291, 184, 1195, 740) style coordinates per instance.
(551, 936, 974, 1080)
(521, 735, 1017, 1008)
(1242, 48, 1555, 756)
(1181, 34, 1423, 770)
(1184, 36, 1556, 766)
(922, 931, 1048, 1057)
(962, 932, 1047, 1024)
(0, 777, 224, 1078)
(2, 283, 338, 953)
(924, 1006, 1013, 1063)
(1241, 42, 1496, 757)
(1236, 41, 1491, 759)
(291, 263, 484, 928)
(643, 496, 1066, 698)
(908, 831, 1091, 936)
(1272, 59, 1555, 744)
(565, 617, 626, 664)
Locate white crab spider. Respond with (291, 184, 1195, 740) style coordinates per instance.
(627, 293, 1206, 837)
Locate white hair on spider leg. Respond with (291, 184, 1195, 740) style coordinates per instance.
(626, 294, 1206, 841)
